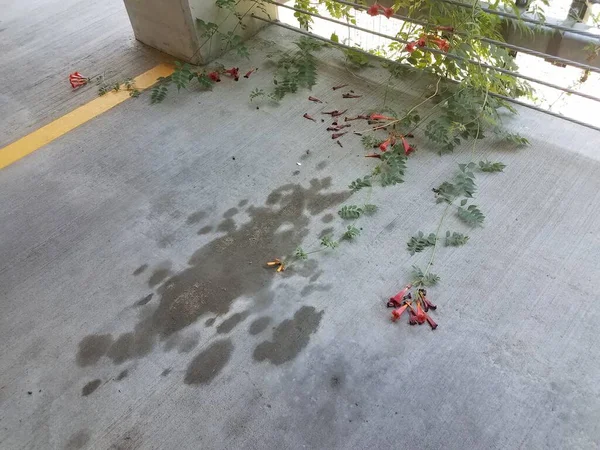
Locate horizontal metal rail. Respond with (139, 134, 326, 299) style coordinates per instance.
(438, 0, 600, 40)
(331, 0, 600, 75)
(251, 14, 600, 133)
(268, 2, 600, 103)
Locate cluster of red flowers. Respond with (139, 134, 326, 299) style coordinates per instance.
(405, 33, 450, 53)
(387, 284, 438, 330)
(366, 3, 395, 18)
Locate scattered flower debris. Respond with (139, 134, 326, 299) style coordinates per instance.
(327, 124, 351, 131)
(332, 83, 348, 90)
(365, 153, 381, 159)
(308, 96, 323, 103)
(332, 132, 347, 139)
(345, 115, 369, 121)
(337, 140, 343, 148)
(342, 93, 362, 99)
(323, 109, 348, 117)
(243, 68, 257, 78)
(370, 113, 395, 121)
(224, 67, 240, 81)
(267, 259, 285, 272)
(208, 71, 221, 82)
(387, 286, 438, 330)
(69, 72, 88, 89)
(401, 135, 415, 155)
(303, 113, 316, 122)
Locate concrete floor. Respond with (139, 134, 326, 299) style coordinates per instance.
(1, 1, 600, 449)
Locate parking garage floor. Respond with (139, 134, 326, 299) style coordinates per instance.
(1, 1, 600, 449)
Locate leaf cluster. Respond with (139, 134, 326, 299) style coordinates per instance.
(411, 266, 440, 287)
(445, 231, 469, 246)
(407, 232, 437, 255)
(457, 204, 485, 227)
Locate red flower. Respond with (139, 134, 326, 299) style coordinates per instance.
(431, 37, 450, 52)
(332, 132, 347, 139)
(405, 42, 417, 53)
(69, 72, 88, 89)
(367, 3, 380, 16)
(382, 6, 394, 18)
(415, 303, 427, 324)
(391, 304, 408, 321)
(224, 67, 240, 81)
(407, 304, 418, 325)
(365, 153, 382, 159)
(308, 96, 323, 103)
(379, 137, 392, 152)
(401, 136, 415, 156)
(417, 36, 427, 47)
(387, 284, 412, 308)
(208, 71, 221, 82)
(424, 311, 438, 330)
(303, 113, 316, 122)
(370, 113, 395, 121)
(418, 288, 437, 311)
(243, 68, 257, 78)
(435, 25, 454, 32)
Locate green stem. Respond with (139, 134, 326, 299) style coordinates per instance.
(423, 202, 452, 277)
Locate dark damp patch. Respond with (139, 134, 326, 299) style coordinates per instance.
(319, 227, 335, 239)
(148, 263, 172, 287)
(330, 374, 344, 389)
(157, 233, 175, 249)
(186, 210, 207, 225)
(253, 306, 324, 365)
(309, 271, 323, 283)
(133, 264, 148, 276)
(81, 379, 102, 396)
(248, 316, 271, 335)
(384, 219, 397, 232)
(316, 161, 328, 171)
(321, 213, 334, 223)
(76, 179, 349, 367)
(216, 311, 250, 334)
(205, 317, 216, 327)
(65, 429, 90, 450)
(178, 335, 200, 353)
(223, 207, 239, 218)
(184, 339, 233, 385)
(197, 225, 213, 235)
(116, 369, 129, 381)
(292, 170, 300, 176)
(76, 334, 113, 367)
(161, 368, 172, 377)
(217, 218, 236, 233)
(238, 199, 249, 207)
(135, 293, 153, 307)
(301, 284, 332, 297)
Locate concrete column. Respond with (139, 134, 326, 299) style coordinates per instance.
(123, 0, 277, 65)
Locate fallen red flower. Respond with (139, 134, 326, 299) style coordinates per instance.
(303, 113, 316, 122)
(323, 109, 348, 117)
(365, 154, 381, 159)
(391, 304, 408, 322)
(308, 96, 323, 103)
(379, 136, 396, 152)
(208, 71, 221, 82)
(367, 3, 380, 16)
(345, 115, 369, 121)
(407, 304, 418, 325)
(370, 113, 395, 121)
(69, 72, 88, 89)
(332, 132, 347, 139)
(332, 83, 348, 90)
(418, 288, 437, 311)
(387, 284, 412, 307)
(415, 303, 427, 324)
(382, 6, 394, 18)
(327, 124, 351, 131)
(342, 93, 362, 98)
(266, 258, 285, 272)
(401, 136, 415, 155)
(337, 140, 343, 148)
(224, 67, 240, 81)
(423, 311, 438, 329)
(243, 68, 257, 78)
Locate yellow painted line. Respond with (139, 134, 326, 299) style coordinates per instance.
(0, 63, 174, 170)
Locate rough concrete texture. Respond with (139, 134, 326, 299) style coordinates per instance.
(1, 1, 600, 449)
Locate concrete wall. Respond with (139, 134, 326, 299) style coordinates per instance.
(123, 0, 277, 65)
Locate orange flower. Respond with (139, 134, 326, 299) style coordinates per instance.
(391, 304, 409, 321)
(267, 259, 285, 272)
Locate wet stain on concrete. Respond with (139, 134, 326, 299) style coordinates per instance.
(253, 306, 324, 365)
(184, 339, 233, 385)
(309, 271, 323, 283)
(76, 179, 349, 370)
(135, 293, 153, 307)
(316, 161, 328, 171)
(223, 207, 239, 218)
(216, 311, 250, 334)
(157, 233, 175, 249)
(197, 225, 213, 235)
(148, 265, 171, 287)
(76, 334, 113, 367)
(161, 368, 172, 377)
(186, 210, 207, 225)
(217, 218, 236, 233)
(205, 317, 216, 327)
(178, 335, 199, 353)
(65, 429, 90, 450)
(238, 199, 249, 207)
(319, 227, 335, 239)
(133, 264, 148, 276)
(116, 369, 129, 381)
(301, 284, 332, 297)
(321, 214, 334, 223)
(292, 170, 300, 176)
(81, 379, 102, 396)
(248, 316, 271, 335)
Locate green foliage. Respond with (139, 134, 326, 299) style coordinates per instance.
(343, 225, 361, 240)
(504, 133, 530, 147)
(433, 163, 477, 203)
(345, 48, 371, 68)
(196, 73, 213, 90)
(294, 247, 308, 260)
(215, 0, 237, 12)
(196, 19, 219, 39)
(411, 266, 440, 287)
(363, 204, 378, 215)
(457, 205, 485, 227)
(349, 176, 372, 192)
(249, 88, 265, 102)
(338, 205, 363, 220)
(478, 160, 506, 173)
(151, 83, 169, 104)
(268, 38, 325, 101)
(361, 135, 381, 149)
(221, 32, 249, 59)
(293, 0, 319, 30)
(377, 151, 407, 187)
(445, 231, 469, 247)
(294, 0, 354, 30)
(320, 235, 339, 249)
(172, 62, 194, 91)
(407, 232, 437, 256)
